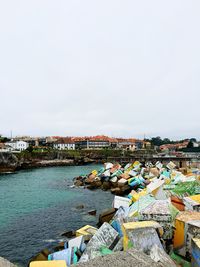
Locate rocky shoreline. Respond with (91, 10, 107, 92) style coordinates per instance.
(0, 152, 97, 174)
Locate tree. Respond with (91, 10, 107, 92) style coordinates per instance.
(26, 145, 33, 152)
(187, 141, 194, 148)
(151, 136, 163, 146)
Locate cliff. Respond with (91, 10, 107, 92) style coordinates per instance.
(0, 152, 19, 173)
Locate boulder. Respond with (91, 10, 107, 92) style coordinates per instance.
(74, 180, 84, 187)
(102, 181, 111, 191)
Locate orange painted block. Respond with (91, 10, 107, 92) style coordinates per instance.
(171, 196, 185, 211)
(173, 211, 200, 257)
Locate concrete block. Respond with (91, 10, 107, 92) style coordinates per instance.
(139, 200, 172, 222)
(79, 222, 119, 262)
(122, 221, 163, 252)
(173, 211, 200, 257)
(48, 248, 77, 266)
(191, 238, 200, 267)
(68, 235, 84, 250)
(30, 261, 67, 267)
(113, 196, 131, 209)
(183, 195, 200, 212)
(118, 178, 128, 187)
(76, 225, 97, 241)
(150, 244, 176, 267)
(128, 195, 155, 218)
(75, 248, 163, 267)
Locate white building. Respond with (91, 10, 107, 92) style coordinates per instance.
(5, 141, 29, 151)
(53, 138, 75, 150)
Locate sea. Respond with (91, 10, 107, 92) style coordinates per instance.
(0, 165, 114, 266)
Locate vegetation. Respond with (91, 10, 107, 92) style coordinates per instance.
(145, 136, 197, 147)
(0, 135, 10, 143)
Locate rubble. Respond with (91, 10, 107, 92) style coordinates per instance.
(29, 161, 200, 266)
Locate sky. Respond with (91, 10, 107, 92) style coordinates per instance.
(0, 0, 200, 140)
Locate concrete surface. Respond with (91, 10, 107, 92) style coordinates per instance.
(75, 248, 165, 267)
(0, 257, 17, 267)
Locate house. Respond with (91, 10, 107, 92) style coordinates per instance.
(74, 135, 113, 149)
(160, 141, 189, 152)
(5, 140, 29, 151)
(116, 138, 143, 151)
(53, 138, 75, 150)
(116, 138, 136, 151)
(74, 136, 143, 150)
(193, 142, 199, 148)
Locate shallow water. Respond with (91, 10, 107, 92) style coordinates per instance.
(0, 165, 114, 266)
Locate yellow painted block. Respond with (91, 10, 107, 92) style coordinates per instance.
(131, 189, 147, 202)
(30, 260, 67, 267)
(173, 211, 200, 250)
(133, 161, 141, 167)
(91, 170, 98, 176)
(76, 225, 97, 240)
(173, 219, 185, 249)
(123, 221, 163, 233)
(165, 178, 171, 184)
(122, 221, 163, 251)
(190, 195, 200, 203)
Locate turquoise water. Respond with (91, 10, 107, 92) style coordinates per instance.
(0, 165, 114, 266)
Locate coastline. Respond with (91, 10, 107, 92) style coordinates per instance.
(0, 159, 98, 174)
(0, 148, 134, 174)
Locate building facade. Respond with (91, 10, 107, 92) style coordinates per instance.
(5, 141, 29, 151)
(53, 138, 75, 150)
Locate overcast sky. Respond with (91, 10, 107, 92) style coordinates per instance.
(0, 1, 199, 140)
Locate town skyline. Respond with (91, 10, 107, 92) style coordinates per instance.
(1, 0, 200, 140)
(1, 132, 199, 142)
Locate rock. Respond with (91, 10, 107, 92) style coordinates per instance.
(0, 152, 19, 173)
(102, 181, 111, 191)
(111, 188, 124, 196)
(61, 230, 76, 238)
(75, 204, 85, 209)
(83, 157, 95, 164)
(74, 180, 84, 187)
(111, 182, 118, 188)
(87, 180, 102, 190)
(85, 174, 96, 184)
(98, 208, 116, 226)
(88, 210, 97, 216)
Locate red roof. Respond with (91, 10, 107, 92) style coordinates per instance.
(55, 137, 75, 144)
